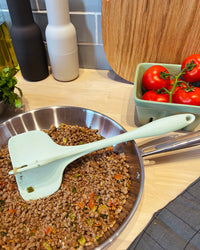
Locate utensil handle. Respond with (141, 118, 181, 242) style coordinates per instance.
(140, 130, 200, 157)
(78, 113, 195, 154)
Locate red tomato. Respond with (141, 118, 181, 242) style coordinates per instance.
(173, 87, 200, 106)
(181, 54, 200, 82)
(142, 65, 170, 90)
(142, 90, 169, 102)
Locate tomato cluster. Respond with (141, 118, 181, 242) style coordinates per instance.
(141, 54, 200, 106)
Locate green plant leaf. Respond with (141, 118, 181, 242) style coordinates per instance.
(8, 92, 15, 104)
(15, 86, 23, 97)
(0, 67, 22, 109)
(15, 99, 22, 108)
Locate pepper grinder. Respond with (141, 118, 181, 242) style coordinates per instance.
(45, 0, 79, 81)
(6, 0, 49, 81)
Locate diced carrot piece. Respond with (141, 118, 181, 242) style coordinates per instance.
(89, 192, 95, 210)
(6, 209, 16, 214)
(89, 198, 95, 210)
(76, 201, 85, 210)
(108, 146, 113, 151)
(113, 174, 122, 180)
(45, 226, 52, 234)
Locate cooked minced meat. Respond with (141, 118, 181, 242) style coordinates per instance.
(0, 123, 131, 249)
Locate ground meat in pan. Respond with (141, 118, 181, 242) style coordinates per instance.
(0, 123, 131, 249)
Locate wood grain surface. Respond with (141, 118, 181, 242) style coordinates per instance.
(102, 0, 200, 83)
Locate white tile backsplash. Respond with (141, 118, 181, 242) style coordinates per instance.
(1, 0, 110, 70)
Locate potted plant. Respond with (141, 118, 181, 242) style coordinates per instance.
(0, 66, 23, 114)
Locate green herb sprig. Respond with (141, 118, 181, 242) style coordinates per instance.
(0, 67, 23, 108)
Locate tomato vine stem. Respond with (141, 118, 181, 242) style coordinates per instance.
(160, 61, 196, 103)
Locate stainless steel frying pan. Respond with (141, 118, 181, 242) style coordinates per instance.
(0, 106, 199, 249)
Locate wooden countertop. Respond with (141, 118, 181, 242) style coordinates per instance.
(8, 69, 200, 249)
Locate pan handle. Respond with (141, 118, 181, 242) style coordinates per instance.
(140, 130, 200, 157)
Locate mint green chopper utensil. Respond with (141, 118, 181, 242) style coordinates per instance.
(8, 113, 195, 201)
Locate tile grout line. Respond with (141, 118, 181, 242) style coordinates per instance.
(32, 10, 101, 15)
(78, 42, 103, 46)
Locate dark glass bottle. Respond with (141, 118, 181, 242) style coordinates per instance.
(6, 0, 49, 81)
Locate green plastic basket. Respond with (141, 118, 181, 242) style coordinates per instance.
(133, 63, 200, 131)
